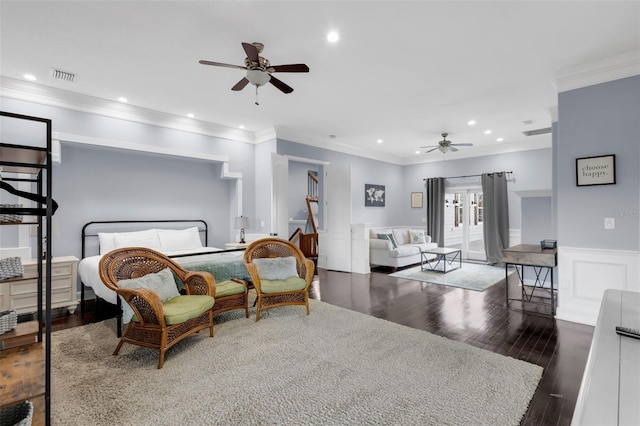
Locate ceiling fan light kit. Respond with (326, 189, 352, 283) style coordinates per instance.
(421, 132, 474, 155)
(199, 41, 309, 105)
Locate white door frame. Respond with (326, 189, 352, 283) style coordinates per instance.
(445, 186, 485, 261)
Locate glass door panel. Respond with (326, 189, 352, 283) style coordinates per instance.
(443, 189, 486, 261)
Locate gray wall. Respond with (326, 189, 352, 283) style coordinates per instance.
(1, 97, 258, 259)
(521, 197, 553, 244)
(402, 148, 553, 231)
(556, 75, 640, 250)
(277, 139, 406, 226)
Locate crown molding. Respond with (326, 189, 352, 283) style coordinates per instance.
(556, 51, 640, 93)
(0, 77, 256, 144)
(274, 126, 405, 165)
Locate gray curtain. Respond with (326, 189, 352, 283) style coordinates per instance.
(426, 178, 445, 246)
(482, 172, 510, 264)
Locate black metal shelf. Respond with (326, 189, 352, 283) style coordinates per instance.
(0, 110, 53, 426)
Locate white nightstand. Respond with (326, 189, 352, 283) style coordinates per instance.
(224, 242, 249, 250)
(0, 256, 79, 315)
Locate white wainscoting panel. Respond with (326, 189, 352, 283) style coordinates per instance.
(509, 228, 521, 247)
(556, 246, 640, 325)
(351, 223, 371, 274)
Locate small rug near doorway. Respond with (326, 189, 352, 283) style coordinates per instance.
(389, 262, 513, 291)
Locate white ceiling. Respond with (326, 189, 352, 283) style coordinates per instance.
(1, 1, 639, 164)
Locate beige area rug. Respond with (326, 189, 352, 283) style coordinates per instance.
(50, 300, 542, 425)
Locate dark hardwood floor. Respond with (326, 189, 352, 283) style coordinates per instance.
(52, 265, 593, 426)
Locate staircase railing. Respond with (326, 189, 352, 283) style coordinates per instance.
(289, 172, 319, 261)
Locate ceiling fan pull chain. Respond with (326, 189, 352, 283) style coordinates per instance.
(255, 85, 259, 106)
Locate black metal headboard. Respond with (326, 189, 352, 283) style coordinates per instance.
(81, 219, 208, 259)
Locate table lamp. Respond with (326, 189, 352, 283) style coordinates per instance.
(234, 216, 250, 243)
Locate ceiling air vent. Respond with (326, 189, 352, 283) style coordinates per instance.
(522, 127, 552, 137)
(50, 68, 76, 82)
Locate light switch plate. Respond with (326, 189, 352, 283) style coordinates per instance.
(604, 217, 615, 229)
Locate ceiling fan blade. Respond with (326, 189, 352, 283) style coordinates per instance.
(452, 143, 473, 147)
(269, 75, 294, 93)
(242, 42, 260, 63)
(419, 145, 438, 149)
(268, 64, 310, 73)
(231, 77, 250, 91)
(199, 60, 246, 70)
(425, 147, 439, 153)
(449, 146, 459, 152)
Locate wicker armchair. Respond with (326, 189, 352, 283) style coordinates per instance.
(99, 247, 216, 368)
(212, 278, 249, 318)
(243, 238, 314, 321)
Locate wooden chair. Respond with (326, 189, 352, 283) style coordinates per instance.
(243, 237, 314, 321)
(99, 247, 216, 368)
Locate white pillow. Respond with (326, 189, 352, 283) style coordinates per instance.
(118, 268, 180, 323)
(98, 233, 117, 255)
(157, 227, 203, 252)
(113, 229, 162, 251)
(409, 229, 427, 244)
(253, 257, 298, 281)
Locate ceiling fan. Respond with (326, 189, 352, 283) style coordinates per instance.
(199, 42, 309, 105)
(421, 133, 473, 154)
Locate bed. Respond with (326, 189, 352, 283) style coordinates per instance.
(78, 219, 250, 335)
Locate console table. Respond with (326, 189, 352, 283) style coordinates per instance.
(571, 289, 640, 425)
(501, 244, 557, 315)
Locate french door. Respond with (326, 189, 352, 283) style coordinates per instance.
(443, 188, 486, 261)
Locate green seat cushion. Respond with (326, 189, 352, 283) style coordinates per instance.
(132, 295, 214, 325)
(215, 280, 246, 297)
(260, 276, 307, 294)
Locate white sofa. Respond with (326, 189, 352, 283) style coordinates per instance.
(369, 226, 437, 268)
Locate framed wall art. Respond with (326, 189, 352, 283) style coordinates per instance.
(365, 184, 385, 207)
(576, 154, 616, 186)
(411, 192, 423, 208)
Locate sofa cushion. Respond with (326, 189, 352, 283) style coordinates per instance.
(392, 227, 411, 245)
(413, 242, 438, 251)
(389, 245, 421, 258)
(370, 238, 392, 250)
(157, 295, 215, 325)
(409, 229, 427, 244)
(260, 276, 307, 293)
(215, 279, 246, 297)
(377, 233, 398, 248)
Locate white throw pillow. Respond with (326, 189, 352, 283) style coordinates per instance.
(113, 229, 162, 251)
(392, 228, 411, 245)
(157, 227, 203, 252)
(118, 268, 180, 323)
(98, 233, 117, 255)
(409, 229, 427, 244)
(253, 257, 298, 281)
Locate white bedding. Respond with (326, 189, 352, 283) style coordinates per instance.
(78, 247, 224, 304)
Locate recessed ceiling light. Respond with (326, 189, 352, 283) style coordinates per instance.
(187, 113, 195, 118)
(377, 139, 383, 144)
(496, 137, 504, 142)
(24, 74, 37, 81)
(415, 150, 421, 154)
(484, 129, 492, 135)
(118, 97, 128, 103)
(239, 124, 245, 129)
(327, 31, 340, 43)
(467, 120, 476, 126)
